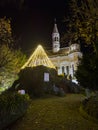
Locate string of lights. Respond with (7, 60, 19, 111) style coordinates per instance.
(21, 45, 55, 69)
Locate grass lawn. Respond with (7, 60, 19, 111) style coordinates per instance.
(9, 94, 98, 130)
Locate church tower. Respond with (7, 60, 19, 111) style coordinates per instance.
(52, 19, 60, 53)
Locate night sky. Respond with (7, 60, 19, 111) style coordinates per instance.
(0, 0, 68, 54)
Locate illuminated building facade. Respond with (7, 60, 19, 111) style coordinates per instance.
(48, 22, 82, 77)
(22, 21, 82, 78)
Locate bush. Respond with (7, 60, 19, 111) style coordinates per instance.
(68, 81, 80, 93)
(55, 76, 80, 94)
(81, 95, 98, 120)
(0, 92, 30, 130)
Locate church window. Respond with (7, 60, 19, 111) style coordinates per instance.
(72, 64, 74, 74)
(62, 66, 65, 74)
(54, 37, 59, 41)
(54, 37, 56, 41)
(66, 66, 69, 75)
(57, 37, 59, 41)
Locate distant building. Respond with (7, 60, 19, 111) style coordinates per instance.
(48, 21, 82, 77)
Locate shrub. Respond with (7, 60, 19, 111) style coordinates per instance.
(0, 92, 30, 130)
(57, 88, 65, 97)
(81, 95, 98, 120)
(55, 76, 80, 94)
(68, 81, 80, 93)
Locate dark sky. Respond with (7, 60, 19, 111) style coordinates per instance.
(0, 0, 68, 54)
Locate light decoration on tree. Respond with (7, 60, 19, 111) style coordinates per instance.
(21, 45, 55, 69)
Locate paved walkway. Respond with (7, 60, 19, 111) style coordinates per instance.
(10, 94, 98, 130)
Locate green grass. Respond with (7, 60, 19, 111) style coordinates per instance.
(10, 94, 98, 130)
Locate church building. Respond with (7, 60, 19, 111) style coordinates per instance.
(48, 21, 82, 78)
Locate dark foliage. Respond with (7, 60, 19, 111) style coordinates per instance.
(55, 75, 80, 94)
(82, 95, 98, 120)
(0, 92, 30, 130)
(10, 65, 80, 97)
(75, 53, 98, 90)
(11, 65, 57, 97)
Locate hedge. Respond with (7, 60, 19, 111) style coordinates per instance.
(80, 95, 98, 122)
(0, 92, 30, 130)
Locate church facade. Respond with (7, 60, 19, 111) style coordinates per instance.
(48, 22, 82, 78)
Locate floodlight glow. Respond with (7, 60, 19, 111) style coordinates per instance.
(21, 45, 55, 69)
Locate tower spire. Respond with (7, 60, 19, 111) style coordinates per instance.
(53, 18, 59, 33)
(52, 19, 60, 53)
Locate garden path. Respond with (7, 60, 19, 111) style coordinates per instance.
(10, 94, 98, 130)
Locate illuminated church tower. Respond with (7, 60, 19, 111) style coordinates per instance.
(52, 19, 60, 53)
(49, 19, 82, 79)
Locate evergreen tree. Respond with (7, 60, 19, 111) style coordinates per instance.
(75, 54, 98, 90)
(63, 0, 98, 90)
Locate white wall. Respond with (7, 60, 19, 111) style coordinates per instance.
(49, 50, 82, 77)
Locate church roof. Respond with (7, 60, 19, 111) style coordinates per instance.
(47, 47, 69, 57)
(53, 24, 59, 33)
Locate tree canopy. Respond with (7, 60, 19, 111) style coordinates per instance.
(63, 0, 98, 90)
(0, 17, 26, 92)
(63, 0, 98, 53)
(0, 17, 13, 45)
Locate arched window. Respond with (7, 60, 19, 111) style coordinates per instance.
(62, 66, 65, 74)
(54, 37, 56, 41)
(54, 37, 59, 41)
(72, 64, 74, 75)
(66, 66, 69, 75)
(57, 37, 59, 41)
